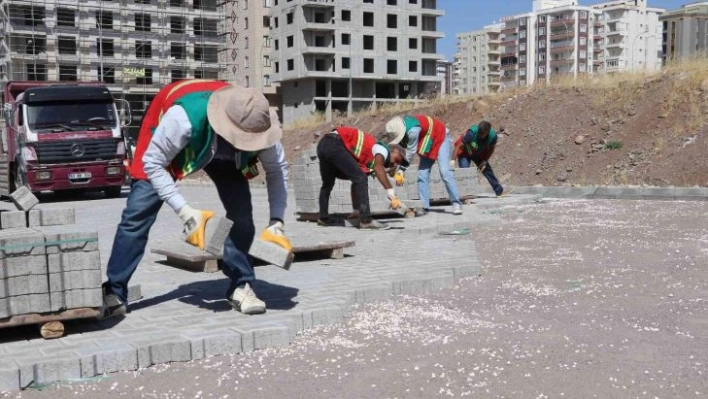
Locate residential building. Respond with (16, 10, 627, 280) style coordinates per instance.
(223, 0, 279, 109)
(593, 0, 664, 73)
(0, 0, 226, 139)
(269, 0, 445, 124)
(453, 23, 502, 96)
(436, 59, 452, 95)
(660, 2, 708, 62)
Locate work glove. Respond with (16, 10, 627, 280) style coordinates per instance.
(387, 189, 402, 210)
(177, 204, 215, 250)
(394, 170, 405, 186)
(259, 220, 293, 252)
(478, 161, 488, 172)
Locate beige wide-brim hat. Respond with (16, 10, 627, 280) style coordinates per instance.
(207, 85, 282, 152)
(385, 116, 407, 145)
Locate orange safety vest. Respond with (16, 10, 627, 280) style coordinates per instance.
(336, 127, 379, 175)
(414, 115, 446, 160)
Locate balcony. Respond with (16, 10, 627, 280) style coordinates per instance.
(302, 22, 335, 31)
(551, 18, 575, 27)
(488, 35, 501, 44)
(421, 52, 445, 59)
(301, 46, 336, 55)
(606, 40, 625, 49)
(502, 26, 517, 35)
(501, 38, 518, 47)
(488, 69, 501, 76)
(501, 63, 518, 70)
(300, 0, 336, 7)
(550, 30, 574, 39)
(605, 57, 626, 71)
(488, 47, 501, 55)
(421, 31, 445, 38)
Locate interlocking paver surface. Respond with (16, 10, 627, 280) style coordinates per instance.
(0, 183, 511, 391)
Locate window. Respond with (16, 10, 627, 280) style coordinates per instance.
(539, 53, 546, 61)
(263, 55, 271, 67)
(287, 35, 293, 47)
(580, 24, 587, 33)
(171, 69, 186, 83)
(409, 38, 418, 49)
(520, 55, 526, 64)
(387, 14, 397, 29)
(275, 39, 279, 50)
(287, 13, 293, 24)
(363, 12, 374, 27)
(24, 37, 46, 55)
(135, 40, 152, 58)
(58, 36, 76, 55)
(409, 60, 417, 72)
(341, 33, 350, 45)
(520, 69, 526, 76)
(244, 0, 248, 8)
(520, 30, 526, 39)
(580, 36, 587, 46)
(539, 15, 546, 23)
(263, 74, 271, 87)
(387, 0, 397, 4)
(170, 16, 185, 33)
(342, 10, 351, 21)
(171, 43, 186, 59)
(579, 50, 587, 58)
(97, 39, 114, 56)
(539, 40, 546, 48)
(245, 37, 249, 49)
(387, 60, 397, 74)
(135, 14, 151, 32)
(57, 8, 75, 27)
(274, 17, 278, 28)
(363, 35, 374, 50)
(520, 43, 526, 51)
(287, 59, 294, 71)
(263, 36, 271, 47)
(99, 67, 115, 83)
(409, 15, 417, 27)
(539, 27, 545, 35)
(364, 0, 373, 3)
(96, 11, 113, 29)
(387, 37, 397, 51)
(363, 58, 374, 73)
(580, 11, 588, 19)
(245, 56, 249, 68)
(26, 64, 47, 81)
(263, 16, 269, 27)
(59, 65, 77, 81)
(539, 66, 545, 74)
(245, 17, 249, 29)
(275, 62, 279, 73)
(342, 57, 350, 69)
(263, 0, 271, 7)
(137, 68, 153, 85)
(194, 45, 217, 62)
(520, 18, 527, 26)
(170, 0, 184, 6)
(409, 0, 416, 3)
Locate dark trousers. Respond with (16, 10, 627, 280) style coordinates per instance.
(105, 159, 256, 303)
(458, 156, 503, 196)
(317, 135, 371, 223)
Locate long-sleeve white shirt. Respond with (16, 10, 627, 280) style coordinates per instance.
(142, 105, 289, 221)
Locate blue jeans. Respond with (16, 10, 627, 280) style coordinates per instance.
(105, 160, 256, 303)
(458, 156, 503, 196)
(417, 132, 461, 209)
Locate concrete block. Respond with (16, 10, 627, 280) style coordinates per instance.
(127, 284, 142, 303)
(0, 298, 8, 319)
(6, 274, 48, 296)
(63, 288, 102, 309)
(78, 345, 139, 375)
(149, 340, 192, 364)
(0, 229, 45, 257)
(3, 254, 47, 278)
(58, 270, 101, 291)
(0, 365, 20, 393)
(49, 291, 65, 312)
(9, 186, 39, 211)
(201, 333, 244, 357)
(204, 216, 234, 256)
(46, 253, 61, 274)
(33, 358, 81, 385)
(1, 211, 27, 229)
(27, 210, 41, 227)
(60, 251, 100, 271)
(353, 284, 392, 304)
(9, 294, 50, 315)
(0, 278, 5, 299)
(40, 228, 98, 253)
(248, 239, 294, 270)
(39, 208, 75, 226)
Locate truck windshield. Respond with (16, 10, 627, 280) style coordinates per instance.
(27, 102, 118, 133)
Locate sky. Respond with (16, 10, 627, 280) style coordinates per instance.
(439, 0, 690, 60)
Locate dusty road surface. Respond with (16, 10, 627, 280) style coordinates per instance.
(8, 199, 708, 399)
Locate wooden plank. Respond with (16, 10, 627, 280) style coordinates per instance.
(163, 255, 219, 273)
(39, 321, 65, 339)
(0, 307, 101, 330)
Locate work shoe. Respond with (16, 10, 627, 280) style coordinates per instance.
(497, 187, 513, 198)
(359, 220, 390, 230)
(452, 203, 463, 215)
(98, 283, 127, 320)
(228, 283, 266, 315)
(415, 208, 429, 217)
(317, 218, 339, 227)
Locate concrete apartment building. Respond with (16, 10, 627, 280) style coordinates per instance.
(436, 59, 452, 95)
(223, 0, 279, 108)
(0, 0, 225, 138)
(269, 0, 445, 123)
(452, 24, 502, 95)
(660, 2, 708, 62)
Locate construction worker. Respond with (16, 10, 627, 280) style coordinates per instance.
(454, 121, 505, 196)
(384, 115, 463, 216)
(101, 80, 290, 317)
(317, 126, 408, 230)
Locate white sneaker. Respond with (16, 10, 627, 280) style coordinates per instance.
(452, 203, 463, 215)
(228, 283, 266, 315)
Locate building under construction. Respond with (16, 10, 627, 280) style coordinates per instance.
(0, 0, 228, 138)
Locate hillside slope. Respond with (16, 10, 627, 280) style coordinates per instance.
(281, 65, 708, 187)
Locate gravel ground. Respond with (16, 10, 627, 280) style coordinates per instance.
(8, 199, 708, 399)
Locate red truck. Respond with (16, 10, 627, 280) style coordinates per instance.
(0, 82, 131, 198)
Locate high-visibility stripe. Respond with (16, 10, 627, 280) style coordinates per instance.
(353, 130, 365, 157)
(158, 79, 216, 120)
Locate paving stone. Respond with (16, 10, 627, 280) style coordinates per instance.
(353, 284, 393, 304)
(1, 211, 27, 229)
(27, 210, 41, 228)
(76, 344, 139, 375)
(2, 254, 47, 278)
(60, 251, 101, 271)
(33, 358, 81, 385)
(8, 294, 50, 315)
(0, 229, 46, 257)
(0, 298, 8, 319)
(63, 288, 102, 309)
(6, 274, 48, 296)
(0, 364, 19, 393)
(39, 208, 75, 227)
(40, 228, 98, 253)
(9, 187, 39, 212)
(147, 339, 192, 365)
(183, 332, 244, 358)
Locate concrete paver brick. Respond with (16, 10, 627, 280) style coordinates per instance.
(0, 297, 8, 319)
(2, 254, 48, 278)
(27, 210, 41, 228)
(9, 187, 39, 212)
(39, 208, 76, 227)
(0, 365, 20, 393)
(1, 211, 27, 229)
(60, 251, 101, 271)
(33, 357, 81, 385)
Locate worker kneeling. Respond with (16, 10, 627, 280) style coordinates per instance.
(317, 127, 407, 230)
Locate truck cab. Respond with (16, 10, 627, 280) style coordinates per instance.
(1, 82, 130, 198)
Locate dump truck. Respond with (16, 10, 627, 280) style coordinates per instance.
(0, 82, 131, 198)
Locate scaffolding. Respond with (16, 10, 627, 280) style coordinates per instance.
(0, 0, 228, 139)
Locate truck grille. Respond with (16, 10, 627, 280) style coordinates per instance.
(34, 139, 119, 164)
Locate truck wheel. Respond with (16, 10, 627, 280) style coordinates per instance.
(104, 186, 122, 198)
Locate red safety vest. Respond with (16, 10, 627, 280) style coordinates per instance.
(130, 79, 230, 181)
(336, 127, 379, 174)
(414, 115, 446, 160)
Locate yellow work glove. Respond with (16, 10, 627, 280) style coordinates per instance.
(387, 189, 402, 210)
(478, 161, 488, 172)
(259, 220, 293, 252)
(394, 171, 405, 186)
(178, 204, 215, 250)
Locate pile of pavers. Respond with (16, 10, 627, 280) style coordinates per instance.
(0, 187, 101, 319)
(292, 146, 481, 215)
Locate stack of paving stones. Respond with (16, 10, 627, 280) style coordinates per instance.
(0, 187, 101, 320)
(292, 146, 481, 215)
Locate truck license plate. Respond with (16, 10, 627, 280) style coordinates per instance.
(69, 172, 91, 180)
